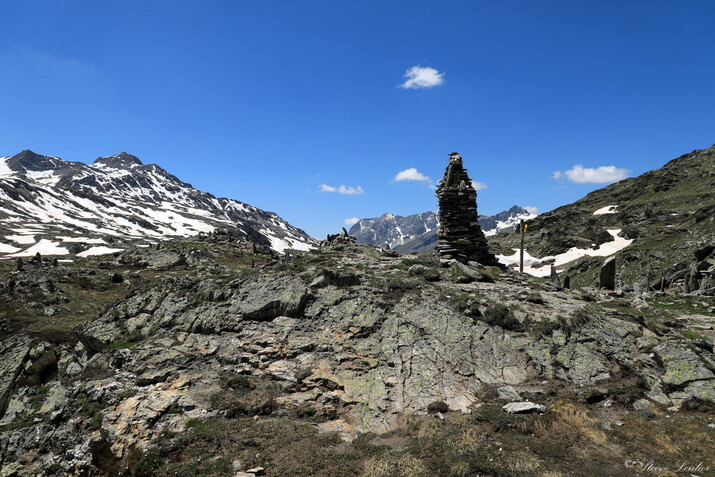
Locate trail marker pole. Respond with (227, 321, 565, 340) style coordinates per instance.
(519, 219, 524, 274)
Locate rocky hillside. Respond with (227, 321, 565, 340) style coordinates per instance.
(1, 235, 714, 476)
(350, 206, 535, 253)
(490, 145, 715, 290)
(0, 150, 316, 257)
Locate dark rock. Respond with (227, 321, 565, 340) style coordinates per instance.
(427, 401, 449, 413)
(111, 273, 124, 284)
(16, 258, 23, 272)
(550, 265, 562, 290)
(694, 245, 715, 261)
(600, 257, 616, 290)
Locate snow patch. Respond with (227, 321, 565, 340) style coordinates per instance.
(593, 205, 618, 215)
(497, 229, 633, 277)
(76, 246, 124, 257)
(0, 243, 21, 254)
(0, 157, 11, 177)
(5, 235, 36, 244)
(56, 236, 108, 244)
(7, 239, 70, 257)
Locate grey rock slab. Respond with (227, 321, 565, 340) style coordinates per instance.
(556, 343, 610, 384)
(497, 385, 522, 401)
(0, 335, 31, 419)
(148, 250, 186, 270)
(653, 342, 714, 387)
(502, 401, 545, 414)
(229, 276, 310, 322)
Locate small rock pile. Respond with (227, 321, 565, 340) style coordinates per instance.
(436, 152, 496, 265)
(324, 227, 357, 245)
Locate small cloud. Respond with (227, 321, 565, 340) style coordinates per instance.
(338, 185, 365, 195)
(554, 165, 630, 184)
(319, 184, 365, 195)
(394, 167, 431, 182)
(399, 65, 445, 89)
(473, 181, 487, 191)
(344, 218, 359, 226)
(524, 206, 539, 214)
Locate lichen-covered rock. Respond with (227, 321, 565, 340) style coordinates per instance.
(654, 342, 714, 387)
(556, 343, 611, 384)
(0, 336, 30, 419)
(227, 275, 311, 322)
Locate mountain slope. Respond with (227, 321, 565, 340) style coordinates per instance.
(0, 150, 316, 256)
(349, 206, 536, 254)
(1, 238, 714, 475)
(490, 144, 715, 288)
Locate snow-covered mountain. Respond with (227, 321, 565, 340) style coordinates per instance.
(349, 206, 536, 253)
(0, 150, 316, 257)
(348, 211, 438, 250)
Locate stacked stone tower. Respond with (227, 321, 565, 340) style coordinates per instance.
(436, 152, 496, 264)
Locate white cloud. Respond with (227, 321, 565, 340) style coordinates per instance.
(554, 164, 630, 184)
(394, 168, 431, 182)
(399, 65, 445, 89)
(339, 185, 365, 195)
(319, 184, 365, 195)
(344, 218, 359, 225)
(473, 181, 487, 191)
(524, 206, 539, 214)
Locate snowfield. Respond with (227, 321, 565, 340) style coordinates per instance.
(593, 205, 618, 215)
(497, 229, 634, 277)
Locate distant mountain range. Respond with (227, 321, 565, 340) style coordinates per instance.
(0, 150, 316, 258)
(348, 206, 536, 254)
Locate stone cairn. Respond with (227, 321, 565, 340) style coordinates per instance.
(436, 152, 496, 265)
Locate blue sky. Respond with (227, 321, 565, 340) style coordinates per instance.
(1, 1, 714, 238)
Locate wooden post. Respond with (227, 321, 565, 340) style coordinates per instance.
(519, 219, 525, 274)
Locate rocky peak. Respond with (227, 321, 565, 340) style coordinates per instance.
(93, 152, 144, 169)
(6, 150, 65, 172)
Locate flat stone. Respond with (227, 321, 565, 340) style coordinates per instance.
(502, 401, 545, 414)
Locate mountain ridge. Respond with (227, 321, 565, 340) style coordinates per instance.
(0, 150, 316, 257)
(349, 206, 536, 254)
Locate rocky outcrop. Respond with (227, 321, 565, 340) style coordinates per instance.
(1, 240, 714, 474)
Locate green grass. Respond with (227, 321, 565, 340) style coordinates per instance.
(681, 329, 709, 341)
(648, 296, 713, 315)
